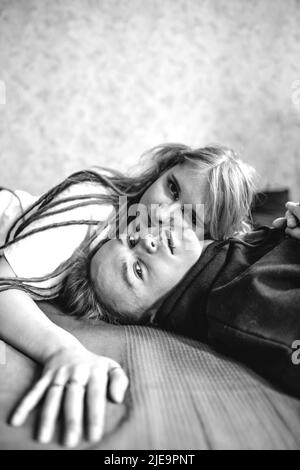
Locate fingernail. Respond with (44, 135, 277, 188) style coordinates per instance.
(10, 414, 23, 427)
(65, 432, 79, 448)
(89, 426, 102, 442)
(114, 391, 125, 404)
(38, 429, 51, 444)
(116, 394, 123, 404)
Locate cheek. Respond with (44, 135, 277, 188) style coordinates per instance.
(140, 184, 156, 206)
(155, 265, 187, 298)
(181, 245, 202, 268)
(91, 242, 121, 306)
(91, 241, 115, 287)
(182, 229, 203, 256)
(140, 180, 167, 206)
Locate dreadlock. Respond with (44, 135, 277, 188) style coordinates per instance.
(0, 143, 256, 324)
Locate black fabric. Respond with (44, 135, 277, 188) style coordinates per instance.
(156, 227, 300, 397)
(155, 239, 229, 340)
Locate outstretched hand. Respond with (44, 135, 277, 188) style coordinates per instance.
(10, 345, 129, 447)
(273, 202, 300, 240)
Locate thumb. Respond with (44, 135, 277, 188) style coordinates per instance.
(272, 217, 287, 228)
(108, 364, 129, 404)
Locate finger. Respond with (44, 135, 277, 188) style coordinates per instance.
(63, 368, 88, 448)
(285, 210, 298, 229)
(37, 368, 68, 443)
(108, 366, 129, 404)
(86, 368, 108, 442)
(286, 227, 300, 240)
(272, 217, 287, 228)
(286, 202, 300, 221)
(10, 371, 53, 427)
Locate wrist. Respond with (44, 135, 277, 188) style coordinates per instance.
(38, 326, 85, 364)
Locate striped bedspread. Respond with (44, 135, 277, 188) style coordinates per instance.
(1, 306, 300, 450)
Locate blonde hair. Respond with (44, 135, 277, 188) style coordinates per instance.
(0, 143, 257, 324)
(181, 146, 256, 239)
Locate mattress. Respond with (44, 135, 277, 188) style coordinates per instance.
(1, 303, 300, 450)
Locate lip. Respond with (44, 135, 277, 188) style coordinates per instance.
(165, 229, 176, 255)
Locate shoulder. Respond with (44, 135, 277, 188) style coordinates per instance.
(3, 180, 112, 282)
(55, 180, 108, 200)
(0, 189, 37, 248)
(233, 226, 285, 246)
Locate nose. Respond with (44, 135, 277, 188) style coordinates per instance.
(140, 233, 160, 254)
(152, 202, 182, 225)
(128, 229, 160, 254)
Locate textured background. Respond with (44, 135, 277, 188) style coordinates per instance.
(0, 0, 300, 197)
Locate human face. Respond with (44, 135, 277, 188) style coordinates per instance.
(140, 161, 208, 228)
(90, 217, 203, 323)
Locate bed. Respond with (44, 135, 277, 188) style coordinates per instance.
(1, 302, 300, 450)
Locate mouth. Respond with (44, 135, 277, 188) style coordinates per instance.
(165, 230, 175, 255)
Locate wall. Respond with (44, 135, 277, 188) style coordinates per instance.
(0, 0, 300, 197)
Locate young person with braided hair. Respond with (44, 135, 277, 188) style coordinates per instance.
(0, 143, 257, 446)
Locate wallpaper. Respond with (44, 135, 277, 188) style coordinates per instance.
(0, 0, 300, 198)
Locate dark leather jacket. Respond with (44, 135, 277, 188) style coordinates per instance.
(157, 227, 300, 397)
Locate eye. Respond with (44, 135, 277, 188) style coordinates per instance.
(167, 176, 180, 201)
(133, 261, 143, 280)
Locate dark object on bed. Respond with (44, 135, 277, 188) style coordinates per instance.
(251, 189, 290, 228)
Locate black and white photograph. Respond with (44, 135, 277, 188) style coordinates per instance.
(1, 0, 300, 452)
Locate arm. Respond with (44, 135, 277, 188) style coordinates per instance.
(0, 257, 83, 362)
(0, 257, 128, 447)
